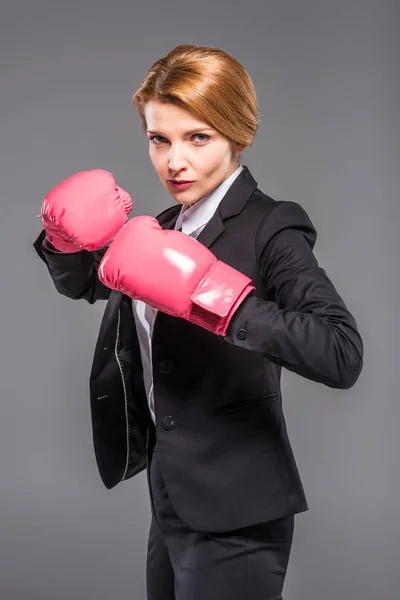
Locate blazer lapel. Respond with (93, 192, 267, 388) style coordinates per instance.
(198, 165, 258, 248)
(161, 208, 181, 231)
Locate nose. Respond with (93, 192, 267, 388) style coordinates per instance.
(167, 144, 187, 172)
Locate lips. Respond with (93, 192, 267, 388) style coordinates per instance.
(168, 179, 195, 190)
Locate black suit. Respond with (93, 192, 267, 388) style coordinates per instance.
(33, 165, 363, 533)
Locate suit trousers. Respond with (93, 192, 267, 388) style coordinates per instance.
(145, 436, 295, 600)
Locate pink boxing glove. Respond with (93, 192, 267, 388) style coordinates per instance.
(98, 216, 255, 337)
(38, 170, 133, 253)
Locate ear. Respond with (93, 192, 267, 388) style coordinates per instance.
(232, 141, 247, 155)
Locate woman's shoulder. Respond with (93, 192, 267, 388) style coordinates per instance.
(250, 188, 317, 248)
(251, 187, 311, 221)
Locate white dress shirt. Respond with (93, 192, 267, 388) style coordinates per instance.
(131, 164, 244, 425)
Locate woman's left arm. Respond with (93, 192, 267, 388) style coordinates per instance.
(224, 201, 364, 390)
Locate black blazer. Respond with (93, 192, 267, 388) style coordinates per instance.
(33, 166, 363, 532)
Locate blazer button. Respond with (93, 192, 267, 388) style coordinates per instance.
(162, 416, 176, 431)
(237, 328, 247, 340)
(159, 359, 174, 373)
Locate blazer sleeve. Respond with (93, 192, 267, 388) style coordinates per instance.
(224, 201, 364, 390)
(33, 230, 111, 304)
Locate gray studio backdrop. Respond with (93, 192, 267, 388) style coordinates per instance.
(1, 1, 398, 598)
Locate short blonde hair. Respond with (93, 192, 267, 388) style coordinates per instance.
(132, 44, 260, 150)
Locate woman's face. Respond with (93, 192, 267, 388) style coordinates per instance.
(144, 99, 246, 210)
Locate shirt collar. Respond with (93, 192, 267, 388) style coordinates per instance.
(174, 164, 244, 236)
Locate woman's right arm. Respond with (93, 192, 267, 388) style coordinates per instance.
(33, 229, 111, 304)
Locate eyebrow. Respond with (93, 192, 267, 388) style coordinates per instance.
(146, 127, 213, 135)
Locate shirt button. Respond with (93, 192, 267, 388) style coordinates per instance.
(237, 328, 247, 340)
(162, 416, 176, 431)
(159, 359, 174, 373)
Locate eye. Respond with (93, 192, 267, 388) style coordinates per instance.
(149, 133, 210, 146)
(148, 135, 165, 145)
(192, 133, 210, 143)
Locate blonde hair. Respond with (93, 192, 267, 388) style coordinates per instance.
(132, 44, 260, 155)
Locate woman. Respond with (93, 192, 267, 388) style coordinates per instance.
(34, 44, 363, 600)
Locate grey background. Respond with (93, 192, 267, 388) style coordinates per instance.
(1, 0, 398, 598)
